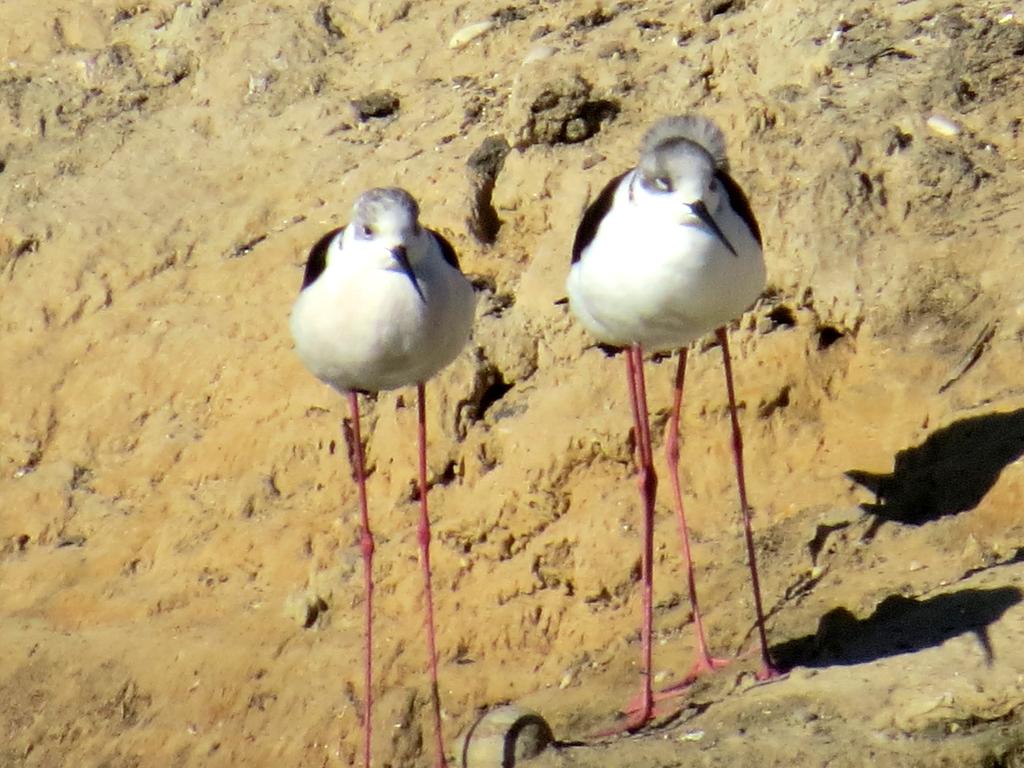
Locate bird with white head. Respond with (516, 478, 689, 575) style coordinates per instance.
(567, 115, 777, 730)
(291, 187, 475, 768)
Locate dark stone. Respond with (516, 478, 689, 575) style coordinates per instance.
(351, 90, 399, 121)
(514, 75, 618, 148)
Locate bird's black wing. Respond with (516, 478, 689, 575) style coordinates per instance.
(571, 170, 629, 264)
(301, 226, 344, 289)
(716, 170, 762, 247)
(428, 229, 462, 271)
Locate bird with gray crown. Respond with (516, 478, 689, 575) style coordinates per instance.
(291, 187, 475, 768)
(567, 114, 777, 729)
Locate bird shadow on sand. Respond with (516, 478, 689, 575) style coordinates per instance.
(771, 585, 1022, 671)
(845, 407, 1024, 540)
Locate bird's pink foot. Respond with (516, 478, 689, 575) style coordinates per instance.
(592, 708, 654, 738)
(598, 653, 732, 737)
(755, 662, 785, 683)
(658, 653, 732, 695)
(599, 678, 699, 735)
(692, 653, 732, 677)
(590, 688, 655, 737)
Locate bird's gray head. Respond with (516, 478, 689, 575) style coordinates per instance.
(351, 187, 422, 244)
(348, 187, 427, 300)
(635, 115, 737, 255)
(641, 115, 727, 169)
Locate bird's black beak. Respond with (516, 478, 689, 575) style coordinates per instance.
(690, 200, 737, 257)
(392, 245, 426, 303)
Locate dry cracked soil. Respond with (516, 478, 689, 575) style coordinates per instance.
(2, 0, 1024, 766)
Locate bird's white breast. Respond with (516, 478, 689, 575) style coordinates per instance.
(567, 175, 765, 352)
(290, 238, 475, 392)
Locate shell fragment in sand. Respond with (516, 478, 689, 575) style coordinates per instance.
(449, 21, 497, 49)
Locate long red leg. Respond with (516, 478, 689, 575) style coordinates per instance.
(415, 383, 448, 768)
(716, 327, 778, 680)
(346, 392, 374, 768)
(621, 343, 657, 729)
(664, 349, 730, 688)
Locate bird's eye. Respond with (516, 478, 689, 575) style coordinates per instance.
(653, 176, 672, 192)
(359, 224, 374, 238)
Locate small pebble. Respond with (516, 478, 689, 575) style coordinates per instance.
(523, 45, 557, 64)
(351, 91, 400, 121)
(449, 21, 496, 49)
(926, 114, 960, 138)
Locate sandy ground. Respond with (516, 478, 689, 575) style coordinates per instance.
(2, 0, 1024, 766)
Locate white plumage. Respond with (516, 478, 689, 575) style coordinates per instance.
(567, 116, 765, 351)
(288, 186, 474, 768)
(563, 116, 777, 730)
(290, 187, 475, 392)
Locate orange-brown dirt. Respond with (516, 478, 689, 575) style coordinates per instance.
(3, 1, 1024, 766)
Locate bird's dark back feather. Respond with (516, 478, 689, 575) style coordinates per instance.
(716, 170, 762, 247)
(571, 170, 629, 264)
(429, 229, 462, 270)
(301, 226, 344, 289)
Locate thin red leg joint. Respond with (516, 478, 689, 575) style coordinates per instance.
(416, 383, 448, 768)
(715, 328, 777, 679)
(346, 392, 374, 768)
(624, 344, 655, 727)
